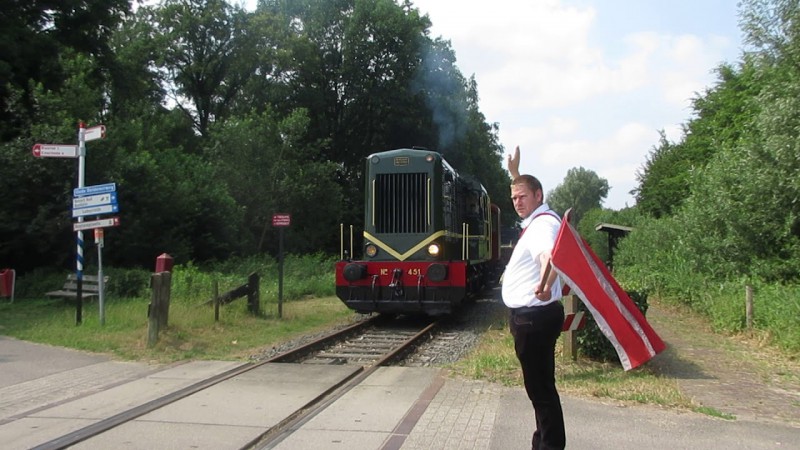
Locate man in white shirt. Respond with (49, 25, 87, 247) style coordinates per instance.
(502, 165, 566, 450)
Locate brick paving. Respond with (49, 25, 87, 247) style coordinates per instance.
(401, 378, 500, 450)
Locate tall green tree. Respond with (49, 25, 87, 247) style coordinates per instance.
(546, 167, 609, 224)
(634, 132, 689, 218)
(459, 78, 509, 224)
(146, 0, 254, 138)
(259, 0, 433, 163)
(207, 107, 344, 256)
(624, 0, 800, 284)
(255, 0, 508, 221)
(0, 0, 130, 140)
(0, 0, 512, 272)
(0, 50, 114, 271)
(105, 5, 169, 120)
(634, 63, 758, 218)
(675, 1, 800, 281)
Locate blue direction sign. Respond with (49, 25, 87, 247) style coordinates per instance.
(74, 182, 116, 198)
(72, 203, 120, 218)
(72, 192, 117, 209)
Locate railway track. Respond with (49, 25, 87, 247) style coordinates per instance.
(28, 315, 439, 450)
(275, 316, 437, 365)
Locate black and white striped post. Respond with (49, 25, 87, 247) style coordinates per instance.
(75, 122, 87, 324)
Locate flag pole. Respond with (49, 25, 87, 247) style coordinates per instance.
(537, 261, 552, 295)
(536, 208, 570, 296)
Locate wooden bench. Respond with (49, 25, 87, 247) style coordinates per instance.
(45, 274, 108, 300)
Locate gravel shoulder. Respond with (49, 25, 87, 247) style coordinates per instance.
(646, 300, 800, 426)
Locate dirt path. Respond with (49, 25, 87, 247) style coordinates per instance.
(646, 300, 800, 426)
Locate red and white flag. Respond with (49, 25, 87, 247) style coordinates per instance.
(550, 216, 666, 371)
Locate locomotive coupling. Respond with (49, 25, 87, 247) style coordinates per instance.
(389, 268, 405, 297)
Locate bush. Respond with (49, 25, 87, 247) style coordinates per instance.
(9, 253, 339, 307)
(105, 267, 151, 297)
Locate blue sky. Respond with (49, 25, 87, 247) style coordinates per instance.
(240, 0, 744, 210)
(411, 0, 744, 210)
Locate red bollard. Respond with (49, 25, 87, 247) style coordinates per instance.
(0, 269, 16, 301)
(155, 253, 174, 273)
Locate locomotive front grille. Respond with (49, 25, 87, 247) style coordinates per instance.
(374, 173, 427, 233)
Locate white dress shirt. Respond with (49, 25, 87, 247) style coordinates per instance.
(501, 203, 562, 308)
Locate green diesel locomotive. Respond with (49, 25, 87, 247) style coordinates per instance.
(336, 148, 502, 315)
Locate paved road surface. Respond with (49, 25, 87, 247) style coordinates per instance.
(1, 335, 798, 449)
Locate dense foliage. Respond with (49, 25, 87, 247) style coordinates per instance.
(616, 0, 800, 352)
(3, 0, 798, 355)
(0, 0, 511, 273)
(626, 0, 800, 284)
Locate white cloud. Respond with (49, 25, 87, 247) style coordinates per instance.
(415, 0, 741, 210)
(549, 116, 580, 136)
(539, 121, 657, 165)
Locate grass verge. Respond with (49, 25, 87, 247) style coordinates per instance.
(0, 274, 750, 420)
(2, 293, 705, 414)
(448, 301, 714, 416)
(0, 295, 355, 363)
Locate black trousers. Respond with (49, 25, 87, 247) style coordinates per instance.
(509, 301, 566, 450)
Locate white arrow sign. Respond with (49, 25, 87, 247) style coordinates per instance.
(32, 144, 78, 158)
(72, 193, 118, 209)
(73, 216, 120, 232)
(72, 203, 119, 218)
(84, 125, 106, 141)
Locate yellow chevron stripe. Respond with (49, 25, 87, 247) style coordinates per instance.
(363, 230, 447, 261)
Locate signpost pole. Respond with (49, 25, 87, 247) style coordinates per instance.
(75, 122, 87, 325)
(33, 122, 108, 326)
(72, 185, 118, 326)
(96, 228, 105, 325)
(271, 213, 291, 319)
(278, 227, 284, 318)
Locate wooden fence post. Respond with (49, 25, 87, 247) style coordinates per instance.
(745, 284, 754, 329)
(157, 271, 171, 329)
(147, 272, 172, 348)
(247, 272, 260, 315)
(564, 294, 579, 361)
(213, 279, 220, 322)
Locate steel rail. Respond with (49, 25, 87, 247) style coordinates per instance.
(244, 320, 440, 450)
(31, 316, 379, 450)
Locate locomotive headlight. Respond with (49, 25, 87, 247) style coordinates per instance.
(371, 155, 380, 164)
(427, 243, 440, 256)
(425, 154, 434, 163)
(365, 244, 378, 257)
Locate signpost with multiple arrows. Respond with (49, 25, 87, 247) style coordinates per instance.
(72, 181, 119, 326)
(72, 185, 120, 220)
(72, 183, 120, 229)
(32, 122, 117, 325)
